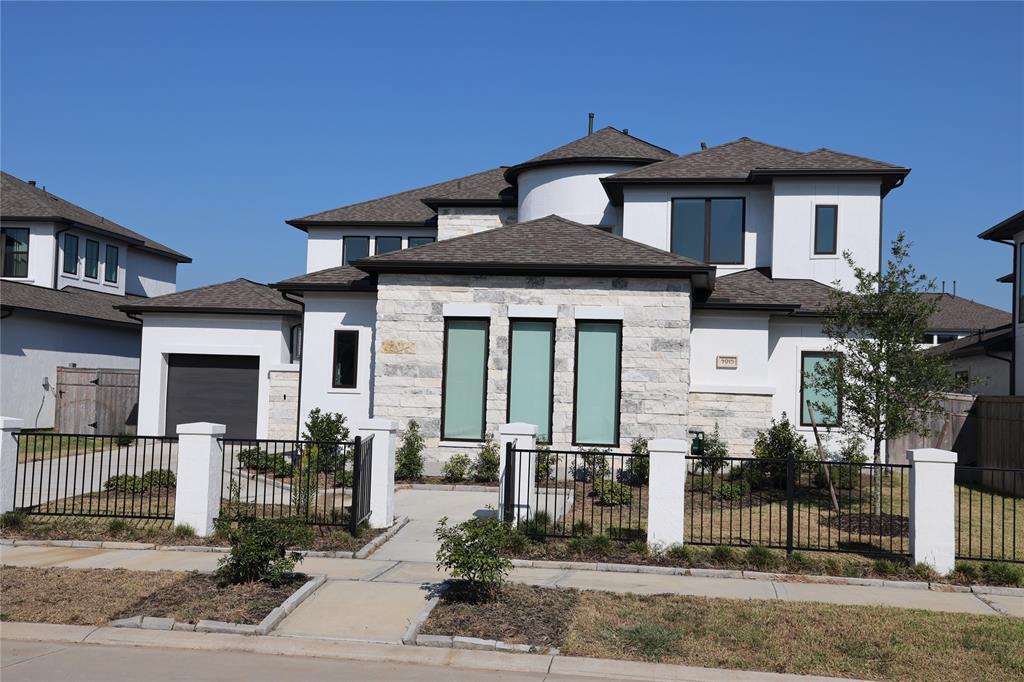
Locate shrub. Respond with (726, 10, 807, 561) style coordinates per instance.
(710, 545, 737, 564)
(592, 480, 631, 506)
(442, 453, 472, 483)
(174, 523, 196, 539)
(695, 424, 730, 475)
(115, 432, 135, 447)
(302, 408, 350, 473)
(571, 520, 592, 536)
(141, 469, 176, 489)
(617, 436, 650, 485)
(587, 534, 613, 557)
(982, 562, 1024, 587)
(107, 518, 129, 535)
(434, 515, 512, 596)
(750, 414, 811, 489)
(237, 447, 292, 477)
(517, 512, 551, 542)
(395, 420, 425, 480)
(746, 545, 779, 570)
(689, 475, 714, 494)
(535, 446, 557, 483)
(503, 528, 529, 554)
(952, 561, 980, 582)
(714, 479, 750, 501)
(627, 539, 649, 555)
(216, 517, 308, 586)
(104, 474, 144, 494)
(815, 435, 868, 490)
(912, 563, 939, 581)
(665, 543, 691, 561)
(573, 449, 610, 482)
(787, 551, 816, 572)
(872, 559, 899, 577)
(473, 433, 500, 482)
(0, 511, 26, 530)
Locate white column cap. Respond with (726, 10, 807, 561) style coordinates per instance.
(499, 422, 538, 437)
(907, 448, 957, 464)
(0, 417, 24, 431)
(176, 422, 227, 436)
(358, 418, 399, 432)
(648, 438, 688, 453)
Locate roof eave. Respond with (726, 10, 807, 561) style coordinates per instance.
(978, 210, 1024, 242)
(600, 177, 751, 204)
(285, 218, 432, 232)
(694, 301, 800, 313)
(420, 198, 516, 210)
(116, 305, 301, 316)
(273, 282, 378, 293)
(2, 303, 140, 328)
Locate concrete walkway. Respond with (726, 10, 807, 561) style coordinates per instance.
(371, 487, 497, 563)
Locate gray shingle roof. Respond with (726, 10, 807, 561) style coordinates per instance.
(1, 280, 141, 326)
(925, 323, 1013, 358)
(697, 268, 835, 312)
(275, 265, 377, 292)
(119, 278, 301, 315)
(504, 127, 675, 182)
(1, 172, 190, 262)
(353, 214, 713, 281)
(924, 293, 1010, 332)
(287, 167, 514, 229)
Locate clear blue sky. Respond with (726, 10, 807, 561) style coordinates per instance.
(2, 2, 1021, 309)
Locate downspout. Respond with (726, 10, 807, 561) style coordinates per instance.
(281, 290, 306, 438)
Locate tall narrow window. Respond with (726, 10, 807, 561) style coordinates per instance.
(442, 318, 489, 441)
(670, 198, 744, 264)
(332, 330, 359, 389)
(85, 239, 99, 278)
(104, 245, 119, 283)
(1018, 243, 1023, 324)
(801, 351, 841, 427)
(507, 320, 555, 443)
(573, 321, 621, 446)
(408, 236, 435, 248)
(342, 236, 369, 265)
(814, 205, 838, 255)
(1, 228, 30, 278)
(374, 236, 402, 255)
(63, 234, 79, 274)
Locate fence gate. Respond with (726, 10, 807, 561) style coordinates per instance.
(55, 367, 139, 434)
(349, 435, 373, 533)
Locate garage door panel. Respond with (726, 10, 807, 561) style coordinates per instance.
(165, 354, 259, 438)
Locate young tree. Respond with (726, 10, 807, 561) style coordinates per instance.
(808, 233, 958, 509)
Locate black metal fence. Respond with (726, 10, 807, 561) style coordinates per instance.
(349, 435, 374, 533)
(955, 466, 1022, 564)
(506, 445, 648, 540)
(13, 433, 178, 520)
(219, 437, 364, 530)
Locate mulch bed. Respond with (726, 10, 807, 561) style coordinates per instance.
(421, 582, 577, 647)
(398, 476, 498, 487)
(824, 512, 909, 538)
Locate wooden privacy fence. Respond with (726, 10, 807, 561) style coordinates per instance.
(55, 367, 139, 434)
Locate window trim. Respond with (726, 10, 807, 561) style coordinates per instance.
(572, 319, 622, 447)
(331, 329, 359, 389)
(670, 197, 746, 265)
(374, 236, 403, 255)
(440, 316, 490, 443)
(800, 350, 842, 427)
(505, 318, 557, 445)
(813, 204, 839, 256)
(407, 236, 436, 248)
(342, 236, 370, 266)
(104, 244, 119, 283)
(62, 233, 79, 275)
(84, 239, 100, 279)
(1, 227, 30, 278)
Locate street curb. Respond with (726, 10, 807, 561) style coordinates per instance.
(354, 516, 409, 559)
(395, 483, 499, 493)
(401, 582, 447, 645)
(413, 632, 558, 655)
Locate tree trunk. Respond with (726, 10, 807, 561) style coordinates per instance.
(872, 434, 882, 516)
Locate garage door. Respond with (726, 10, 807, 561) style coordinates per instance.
(165, 354, 259, 438)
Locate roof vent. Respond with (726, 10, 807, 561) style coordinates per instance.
(700, 142, 708, 150)
(28, 180, 36, 186)
(588, 112, 594, 136)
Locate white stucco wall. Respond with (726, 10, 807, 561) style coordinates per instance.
(690, 311, 773, 394)
(947, 353, 1012, 396)
(298, 292, 377, 429)
(767, 316, 843, 443)
(620, 185, 774, 276)
(136, 314, 293, 437)
(771, 177, 882, 290)
(0, 222, 56, 287)
(517, 163, 637, 227)
(125, 249, 178, 298)
(0, 312, 140, 428)
(305, 227, 438, 273)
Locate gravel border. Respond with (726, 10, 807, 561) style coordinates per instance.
(109, 574, 326, 636)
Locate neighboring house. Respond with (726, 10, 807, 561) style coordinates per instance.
(926, 324, 1012, 395)
(918, 293, 1010, 348)
(978, 210, 1024, 395)
(1, 172, 190, 428)
(128, 127, 911, 466)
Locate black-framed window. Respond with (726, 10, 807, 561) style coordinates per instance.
(104, 244, 119, 283)
(800, 351, 841, 427)
(671, 198, 744, 264)
(1018, 242, 1023, 324)
(290, 325, 303, 363)
(332, 330, 359, 389)
(374, 236, 402, 255)
(814, 205, 838, 255)
(507, 319, 555, 444)
(441, 317, 489, 442)
(1, 227, 30, 278)
(342, 236, 369, 266)
(573, 320, 622, 446)
(84, 239, 99, 279)
(936, 334, 958, 345)
(408, 236, 435, 248)
(62, 233, 79, 274)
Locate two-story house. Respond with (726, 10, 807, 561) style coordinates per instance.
(127, 127, 910, 464)
(1, 172, 190, 428)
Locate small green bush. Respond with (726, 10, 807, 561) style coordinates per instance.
(873, 559, 899, 577)
(115, 432, 135, 447)
(434, 515, 512, 596)
(912, 563, 939, 581)
(104, 474, 144, 494)
(107, 518, 129, 535)
(141, 469, 176, 489)
(750, 414, 812, 489)
(237, 448, 292, 477)
(535, 446, 557, 483)
(571, 520, 592, 536)
(473, 433, 500, 482)
(714, 479, 750, 501)
(442, 453, 472, 483)
(982, 562, 1024, 587)
(517, 512, 551, 542)
(665, 543, 691, 561)
(952, 561, 980, 581)
(567, 537, 590, 555)
(592, 480, 631, 506)
(787, 551, 816, 572)
(572, 449, 610, 482)
(627, 539, 649, 555)
(746, 545, 779, 570)
(689, 475, 714, 494)
(695, 424, 730, 475)
(302, 408, 350, 473)
(503, 528, 529, 554)
(216, 517, 308, 586)
(711, 545, 737, 564)
(174, 523, 196, 539)
(617, 436, 650, 485)
(0, 511, 26, 530)
(587, 534, 613, 557)
(395, 420, 425, 480)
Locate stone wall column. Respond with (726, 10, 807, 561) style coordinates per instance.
(174, 422, 226, 537)
(0, 417, 24, 513)
(646, 438, 688, 547)
(908, 448, 958, 574)
(498, 422, 537, 524)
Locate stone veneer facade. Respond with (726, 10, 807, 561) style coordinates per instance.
(436, 207, 518, 241)
(687, 391, 772, 457)
(373, 273, 691, 468)
(268, 367, 299, 439)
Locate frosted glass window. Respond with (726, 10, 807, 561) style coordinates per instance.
(573, 321, 621, 445)
(442, 318, 489, 441)
(508, 320, 554, 443)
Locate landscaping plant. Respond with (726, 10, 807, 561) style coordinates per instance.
(302, 408, 350, 474)
(617, 436, 649, 485)
(535, 445, 557, 483)
(395, 420, 425, 480)
(572, 449, 610, 482)
(750, 414, 811, 489)
(592, 480, 631, 506)
(434, 515, 512, 597)
(473, 433, 500, 482)
(216, 517, 308, 586)
(442, 453, 472, 483)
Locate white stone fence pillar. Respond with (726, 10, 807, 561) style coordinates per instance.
(0, 417, 24, 514)
(356, 418, 398, 528)
(175, 422, 226, 537)
(646, 438, 688, 547)
(498, 423, 537, 524)
(908, 447, 958, 574)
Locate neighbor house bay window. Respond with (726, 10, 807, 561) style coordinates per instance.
(1, 227, 29, 278)
(63, 234, 79, 274)
(105, 245, 119, 283)
(573, 321, 621, 446)
(342, 236, 369, 266)
(800, 351, 841, 427)
(507, 320, 555, 443)
(814, 205, 838, 255)
(442, 318, 489, 441)
(85, 239, 99, 279)
(374, 236, 402, 255)
(332, 330, 359, 389)
(671, 198, 744, 264)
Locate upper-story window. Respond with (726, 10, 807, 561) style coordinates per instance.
(671, 198, 744, 264)
(342, 236, 369, 266)
(1, 227, 30, 278)
(63, 234, 79, 274)
(104, 245, 119, 283)
(1018, 243, 1023, 324)
(84, 239, 100, 279)
(408, 237, 435, 248)
(814, 205, 838, 255)
(375, 237, 402, 255)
